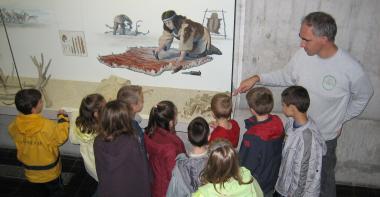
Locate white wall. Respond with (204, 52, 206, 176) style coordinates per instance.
(234, 0, 380, 187)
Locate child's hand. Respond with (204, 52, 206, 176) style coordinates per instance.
(57, 109, 67, 116)
(56, 109, 70, 123)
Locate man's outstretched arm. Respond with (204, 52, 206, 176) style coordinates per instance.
(233, 75, 260, 95)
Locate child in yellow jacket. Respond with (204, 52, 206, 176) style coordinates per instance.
(8, 88, 69, 196)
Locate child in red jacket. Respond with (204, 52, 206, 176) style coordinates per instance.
(209, 93, 240, 148)
(144, 100, 186, 197)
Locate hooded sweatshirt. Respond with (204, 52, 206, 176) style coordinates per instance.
(144, 127, 186, 197)
(166, 152, 208, 197)
(8, 113, 69, 183)
(69, 126, 98, 181)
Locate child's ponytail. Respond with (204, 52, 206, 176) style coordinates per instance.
(145, 106, 158, 137)
(145, 100, 177, 137)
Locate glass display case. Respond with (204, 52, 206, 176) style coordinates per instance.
(0, 1, 236, 123)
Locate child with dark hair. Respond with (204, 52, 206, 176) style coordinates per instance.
(70, 93, 106, 182)
(193, 139, 263, 197)
(144, 100, 186, 197)
(209, 93, 240, 148)
(8, 88, 69, 197)
(166, 116, 210, 196)
(239, 87, 284, 196)
(275, 86, 326, 197)
(94, 100, 151, 197)
(116, 85, 145, 152)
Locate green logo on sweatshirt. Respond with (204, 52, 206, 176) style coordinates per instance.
(322, 75, 336, 90)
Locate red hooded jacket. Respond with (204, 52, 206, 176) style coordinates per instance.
(144, 127, 186, 197)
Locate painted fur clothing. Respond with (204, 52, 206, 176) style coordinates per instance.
(159, 19, 212, 57)
(8, 113, 69, 183)
(239, 114, 284, 193)
(275, 118, 326, 197)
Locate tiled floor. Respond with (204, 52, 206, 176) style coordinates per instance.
(1, 148, 380, 197)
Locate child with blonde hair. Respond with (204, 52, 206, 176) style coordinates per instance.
(209, 93, 240, 148)
(117, 85, 145, 152)
(193, 139, 263, 197)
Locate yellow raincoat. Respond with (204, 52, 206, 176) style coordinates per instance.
(8, 113, 69, 183)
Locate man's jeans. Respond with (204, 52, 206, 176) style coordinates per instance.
(320, 138, 337, 197)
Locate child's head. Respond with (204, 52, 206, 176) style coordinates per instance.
(188, 117, 210, 147)
(211, 93, 232, 120)
(145, 100, 177, 136)
(76, 93, 106, 134)
(200, 139, 252, 188)
(117, 85, 144, 114)
(246, 87, 274, 116)
(281, 86, 310, 116)
(15, 88, 42, 115)
(99, 100, 134, 141)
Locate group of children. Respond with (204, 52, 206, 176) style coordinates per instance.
(8, 84, 326, 197)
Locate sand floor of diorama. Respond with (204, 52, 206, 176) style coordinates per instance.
(0, 76, 222, 123)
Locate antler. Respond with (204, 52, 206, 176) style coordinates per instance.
(30, 53, 53, 107)
(0, 67, 16, 105)
(0, 67, 7, 89)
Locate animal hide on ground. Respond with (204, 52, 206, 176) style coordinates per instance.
(98, 47, 212, 76)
